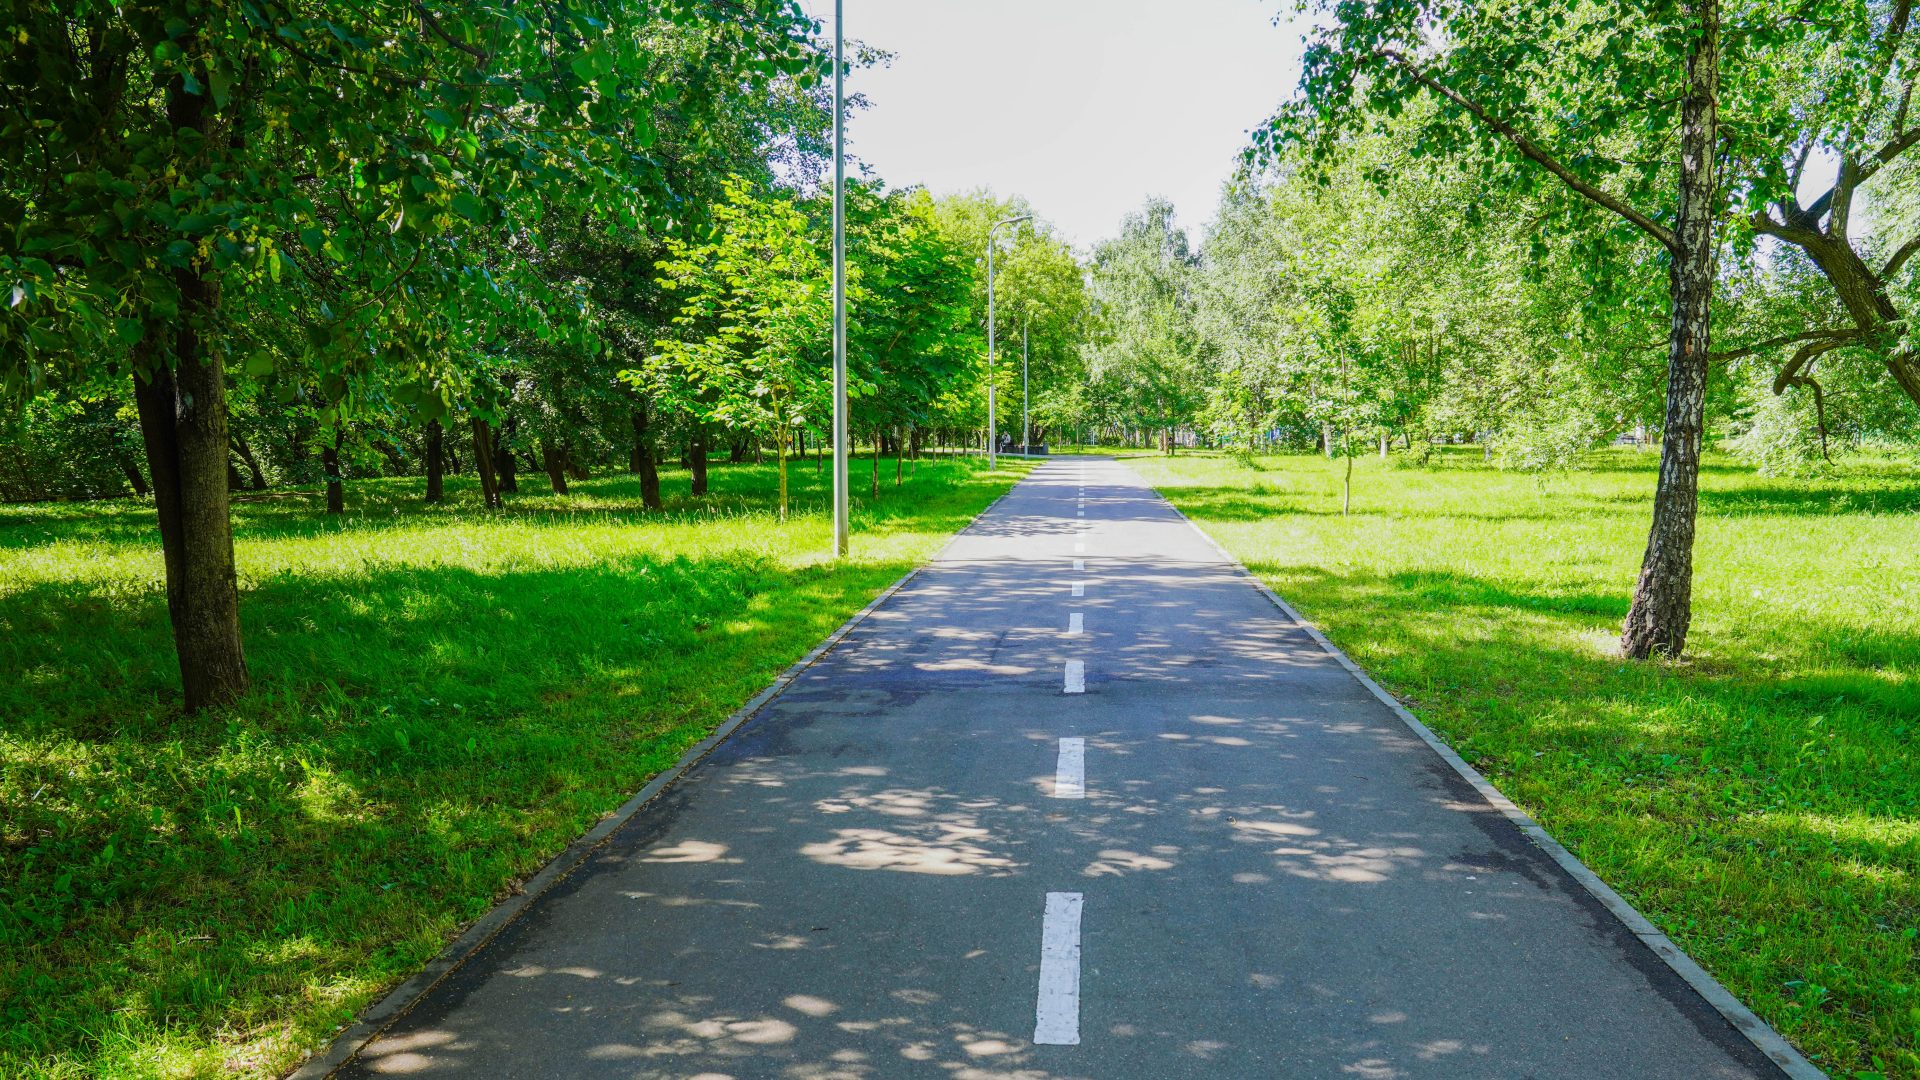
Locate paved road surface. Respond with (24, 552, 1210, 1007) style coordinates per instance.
(338, 457, 1782, 1079)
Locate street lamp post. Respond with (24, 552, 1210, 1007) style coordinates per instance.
(1021, 317, 1030, 454)
(830, 0, 849, 558)
(985, 214, 1030, 470)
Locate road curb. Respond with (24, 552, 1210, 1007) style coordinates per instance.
(1153, 486, 1825, 1080)
(283, 469, 1028, 1080)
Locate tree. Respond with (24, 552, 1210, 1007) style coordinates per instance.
(1084, 199, 1210, 452)
(648, 178, 832, 520)
(1272, 0, 1743, 658)
(0, 0, 817, 707)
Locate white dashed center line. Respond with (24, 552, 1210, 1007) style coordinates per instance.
(1073, 559, 1085, 571)
(1068, 612, 1083, 636)
(1064, 660, 1085, 694)
(1052, 738, 1086, 799)
(1033, 892, 1084, 1045)
(1071, 582, 1085, 597)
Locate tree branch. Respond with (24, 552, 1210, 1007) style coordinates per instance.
(1712, 326, 1865, 363)
(1375, 49, 1679, 253)
(1885, 233, 1920, 279)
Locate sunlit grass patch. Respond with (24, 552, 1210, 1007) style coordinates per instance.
(1133, 446, 1919, 1078)
(0, 455, 1027, 1079)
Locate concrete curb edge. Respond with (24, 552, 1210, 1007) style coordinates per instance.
(283, 470, 1027, 1080)
(1152, 487, 1825, 1080)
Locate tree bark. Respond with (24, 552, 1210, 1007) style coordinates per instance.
(470, 418, 503, 510)
(777, 428, 789, 521)
(231, 432, 267, 490)
(322, 431, 344, 514)
(131, 342, 250, 711)
(689, 431, 710, 495)
(631, 408, 662, 510)
(424, 419, 445, 503)
(1621, 0, 1719, 661)
(119, 457, 151, 498)
(1342, 434, 1353, 515)
(729, 436, 748, 464)
(494, 422, 519, 493)
(871, 432, 880, 499)
(540, 439, 569, 494)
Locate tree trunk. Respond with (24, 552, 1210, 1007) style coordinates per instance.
(729, 436, 748, 464)
(777, 429, 789, 522)
(470, 418, 503, 510)
(231, 432, 267, 490)
(322, 431, 344, 514)
(119, 456, 151, 498)
(424, 419, 445, 503)
(372, 439, 406, 476)
(871, 433, 880, 500)
(1343, 435, 1353, 515)
(494, 424, 519, 493)
(227, 460, 246, 492)
(131, 337, 250, 711)
(689, 431, 709, 495)
(1379, 434, 1389, 459)
(631, 409, 662, 510)
(1322, 423, 1335, 458)
(895, 426, 904, 486)
(1621, 0, 1719, 661)
(540, 439, 569, 494)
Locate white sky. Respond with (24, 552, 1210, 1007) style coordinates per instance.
(802, 1, 1310, 252)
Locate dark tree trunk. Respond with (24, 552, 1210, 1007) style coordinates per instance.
(895, 426, 904, 486)
(373, 440, 407, 476)
(563, 449, 589, 481)
(470, 418, 502, 509)
(424, 419, 445, 503)
(871, 433, 880, 499)
(631, 408, 662, 511)
(231, 432, 267, 490)
(119, 457, 151, 497)
(1621, 1, 1719, 661)
(322, 431, 344, 514)
(689, 431, 710, 495)
(227, 460, 246, 491)
(494, 424, 519, 493)
(729, 436, 748, 464)
(541, 440, 569, 494)
(123, 40, 250, 712)
(131, 335, 250, 711)
(446, 440, 461, 475)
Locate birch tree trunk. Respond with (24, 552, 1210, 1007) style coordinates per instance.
(1621, 0, 1719, 660)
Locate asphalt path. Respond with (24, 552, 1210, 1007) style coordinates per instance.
(337, 456, 1784, 1079)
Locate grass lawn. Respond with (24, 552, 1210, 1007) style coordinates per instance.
(0, 453, 1026, 1079)
(1128, 447, 1919, 1079)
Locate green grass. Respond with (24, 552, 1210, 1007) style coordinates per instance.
(0, 454, 1027, 1079)
(1129, 446, 1920, 1079)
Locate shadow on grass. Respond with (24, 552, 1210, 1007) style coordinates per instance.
(1231, 559, 1917, 1072)
(0, 457, 1017, 1074)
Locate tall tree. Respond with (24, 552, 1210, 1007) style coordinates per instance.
(1272, 0, 1737, 658)
(0, 0, 816, 707)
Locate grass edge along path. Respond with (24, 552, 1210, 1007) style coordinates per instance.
(1127, 448, 1919, 1080)
(0, 457, 1030, 1080)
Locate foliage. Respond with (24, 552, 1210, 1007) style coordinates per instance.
(1082, 198, 1209, 447)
